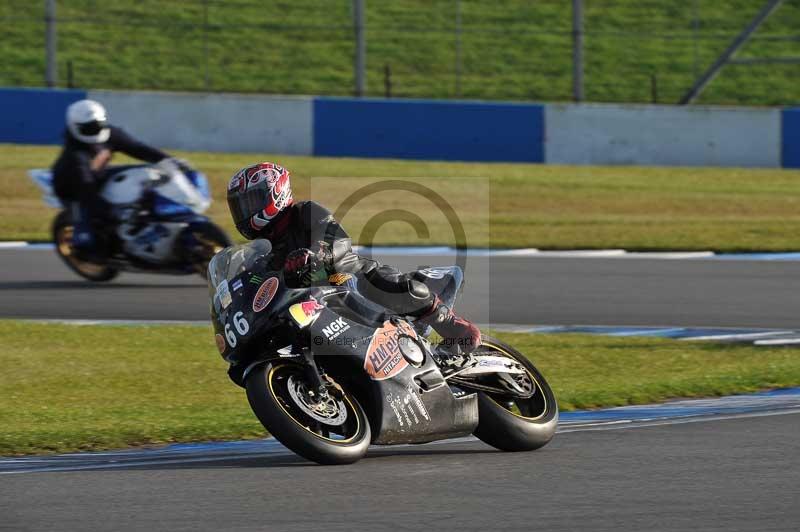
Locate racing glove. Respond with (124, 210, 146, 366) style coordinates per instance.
(284, 248, 329, 287)
(155, 157, 192, 175)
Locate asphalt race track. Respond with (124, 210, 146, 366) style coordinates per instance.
(2, 412, 799, 532)
(2, 247, 800, 328)
(3, 247, 800, 531)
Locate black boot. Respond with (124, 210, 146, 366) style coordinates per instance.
(418, 296, 481, 353)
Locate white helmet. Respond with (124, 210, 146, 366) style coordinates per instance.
(66, 99, 110, 144)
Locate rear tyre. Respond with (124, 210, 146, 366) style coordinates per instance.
(472, 335, 558, 452)
(180, 222, 232, 279)
(52, 211, 118, 282)
(246, 362, 371, 465)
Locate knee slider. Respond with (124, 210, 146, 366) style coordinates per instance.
(408, 279, 431, 301)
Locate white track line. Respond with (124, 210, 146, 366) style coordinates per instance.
(557, 407, 800, 433)
(755, 338, 800, 346)
(0, 243, 712, 258)
(3, 241, 800, 260)
(17, 318, 209, 327)
(680, 331, 793, 342)
(0, 241, 29, 248)
(3, 407, 799, 475)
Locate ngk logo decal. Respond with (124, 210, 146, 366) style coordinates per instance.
(322, 317, 350, 340)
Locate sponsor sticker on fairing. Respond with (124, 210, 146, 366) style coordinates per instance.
(231, 278, 243, 292)
(322, 317, 351, 341)
(288, 298, 324, 327)
(363, 320, 418, 381)
(215, 333, 226, 354)
(407, 384, 430, 421)
(252, 277, 279, 312)
(215, 279, 232, 310)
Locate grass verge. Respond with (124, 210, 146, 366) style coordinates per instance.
(3, 1, 799, 105)
(3, 144, 800, 251)
(2, 321, 800, 456)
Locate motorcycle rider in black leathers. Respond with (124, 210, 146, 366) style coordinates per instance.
(51, 99, 175, 257)
(227, 162, 482, 353)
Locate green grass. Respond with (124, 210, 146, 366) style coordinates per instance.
(1, 0, 799, 105)
(2, 321, 800, 455)
(3, 143, 800, 251)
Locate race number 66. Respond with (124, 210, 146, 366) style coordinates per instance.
(224, 311, 250, 347)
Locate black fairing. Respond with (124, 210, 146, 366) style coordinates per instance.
(209, 242, 478, 445)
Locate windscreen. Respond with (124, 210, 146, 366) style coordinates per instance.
(207, 239, 272, 313)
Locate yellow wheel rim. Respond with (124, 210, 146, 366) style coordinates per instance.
(267, 364, 362, 444)
(193, 233, 225, 274)
(481, 340, 549, 421)
(56, 225, 107, 276)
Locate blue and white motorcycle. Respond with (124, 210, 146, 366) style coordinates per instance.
(30, 160, 232, 282)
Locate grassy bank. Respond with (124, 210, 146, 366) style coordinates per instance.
(2, 321, 799, 455)
(3, 1, 799, 105)
(3, 144, 800, 251)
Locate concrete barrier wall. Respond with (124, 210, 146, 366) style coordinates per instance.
(545, 103, 782, 168)
(1, 87, 796, 168)
(88, 90, 313, 155)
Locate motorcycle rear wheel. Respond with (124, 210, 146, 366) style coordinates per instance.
(246, 362, 371, 465)
(52, 212, 118, 282)
(472, 335, 559, 452)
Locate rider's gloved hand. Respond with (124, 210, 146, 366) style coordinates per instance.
(284, 248, 328, 287)
(172, 157, 192, 173)
(155, 157, 192, 175)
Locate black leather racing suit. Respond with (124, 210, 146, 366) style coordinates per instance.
(266, 200, 434, 316)
(52, 126, 169, 206)
(51, 127, 169, 249)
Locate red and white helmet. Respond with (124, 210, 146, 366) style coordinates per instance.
(227, 162, 293, 239)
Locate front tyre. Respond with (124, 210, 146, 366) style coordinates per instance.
(472, 335, 559, 452)
(52, 211, 118, 282)
(246, 362, 371, 465)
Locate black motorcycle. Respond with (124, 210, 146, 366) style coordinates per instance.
(208, 240, 558, 465)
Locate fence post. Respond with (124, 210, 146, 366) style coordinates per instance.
(203, 0, 210, 91)
(650, 74, 658, 103)
(692, 0, 700, 80)
(45, 0, 57, 88)
(455, 0, 462, 97)
(353, 0, 366, 97)
(572, 0, 584, 102)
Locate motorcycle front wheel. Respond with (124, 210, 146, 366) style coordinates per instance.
(246, 362, 371, 465)
(179, 223, 232, 278)
(472, 335, 559, 452)
(52, 211, 118, 282)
